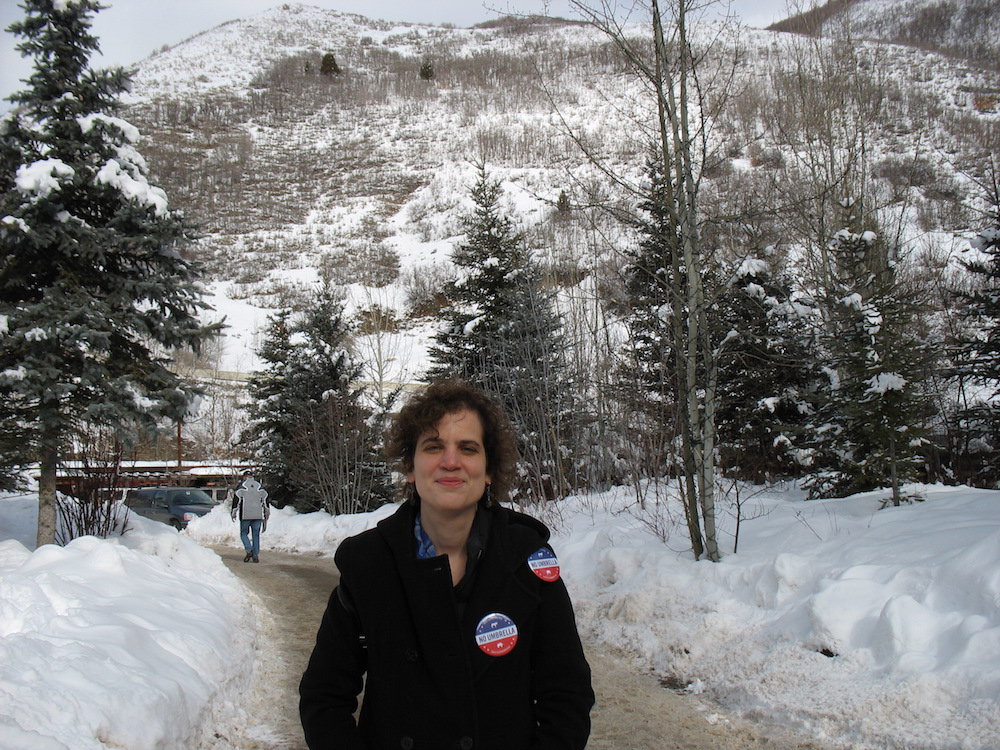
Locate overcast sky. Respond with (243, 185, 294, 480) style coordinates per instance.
(2, 0, 794, 106)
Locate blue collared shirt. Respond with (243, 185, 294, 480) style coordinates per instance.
(414, 512, 437, 559)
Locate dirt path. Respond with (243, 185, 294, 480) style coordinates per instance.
(213, 545, 337, 749)
(215, 545, 838, 750)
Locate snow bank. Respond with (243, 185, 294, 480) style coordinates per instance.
(184, 499, 398, 555)
(554, 484, 1000, 748)
(0, 513, 257, 750)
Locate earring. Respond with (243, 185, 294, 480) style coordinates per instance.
(407, 483, 419, 506)
(484, 483, 494, 508)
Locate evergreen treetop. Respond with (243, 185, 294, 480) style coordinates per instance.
(1, 0, 219, 543)
(803, 202, 934, 500)
(245, 288, 391, 513)
(428, 165, 578, 500)
(320, 52, 341, 76)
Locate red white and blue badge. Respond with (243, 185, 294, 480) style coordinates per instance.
(475, 612, 518, 657)
(528, 547, 561, 582)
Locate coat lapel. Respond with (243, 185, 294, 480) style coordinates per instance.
(378, 505, 472, 691)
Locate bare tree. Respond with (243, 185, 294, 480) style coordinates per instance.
(566, 0, 731, 560)
(287, 394, 392, 516)
(354, 286, 413, 413)
(557, 208, 632, 491)
(764, 11, 890, 292)
(169, 334, 250, 463)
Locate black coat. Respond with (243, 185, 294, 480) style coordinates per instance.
(299, 502, 594, 750)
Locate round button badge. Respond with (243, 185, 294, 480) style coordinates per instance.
(528, 547, 561, 582)
(475, 612, 518, 657)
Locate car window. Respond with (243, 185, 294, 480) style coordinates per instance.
(166, 489, 215, 506)
(125, 489, 152, 508)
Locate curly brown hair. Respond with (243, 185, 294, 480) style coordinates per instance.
(386, 379, 518, 504)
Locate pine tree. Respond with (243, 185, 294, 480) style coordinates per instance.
(714, 251, 817, 482)
(556, 190, 571, 216)
(244, 288, 392, 514)
(620, 157, 683, 476)
(429, 167, 525, 382)
(320, 52, 340, 77)
(803, 200, 933, 501)
(419, 59, 435, 81)
(621, 152, 725, 559)
(243, 309, 296, 506)
(624, 160, 816, 491)
(1, 0, 218, 544)
(951, 163, 1000, 483)
(428, 166, 577, 500)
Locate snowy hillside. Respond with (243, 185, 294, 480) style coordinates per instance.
(771, 0, 1000, 69)
(129, 5, 463, 101)
(121, 3, 1000, 364)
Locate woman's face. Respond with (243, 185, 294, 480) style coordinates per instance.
(408, 409, 491, 521)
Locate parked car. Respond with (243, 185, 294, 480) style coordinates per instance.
(124, 486, 217, 530)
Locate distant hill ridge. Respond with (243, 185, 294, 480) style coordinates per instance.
(767, 0, 856, 36)
(769, 0, 1000, 69)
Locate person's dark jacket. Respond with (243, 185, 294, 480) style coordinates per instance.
(299, 501, 594, 750)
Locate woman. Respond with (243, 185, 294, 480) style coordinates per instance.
(299, 380, 594, 750)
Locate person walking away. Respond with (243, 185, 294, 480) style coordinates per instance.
(231, 470, 270, 563)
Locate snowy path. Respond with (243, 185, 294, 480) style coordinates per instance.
(212, 545, 840, 750)
(211, 545, 336, 749)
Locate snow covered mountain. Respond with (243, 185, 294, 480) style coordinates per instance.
(119, 2, 1000, 384)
